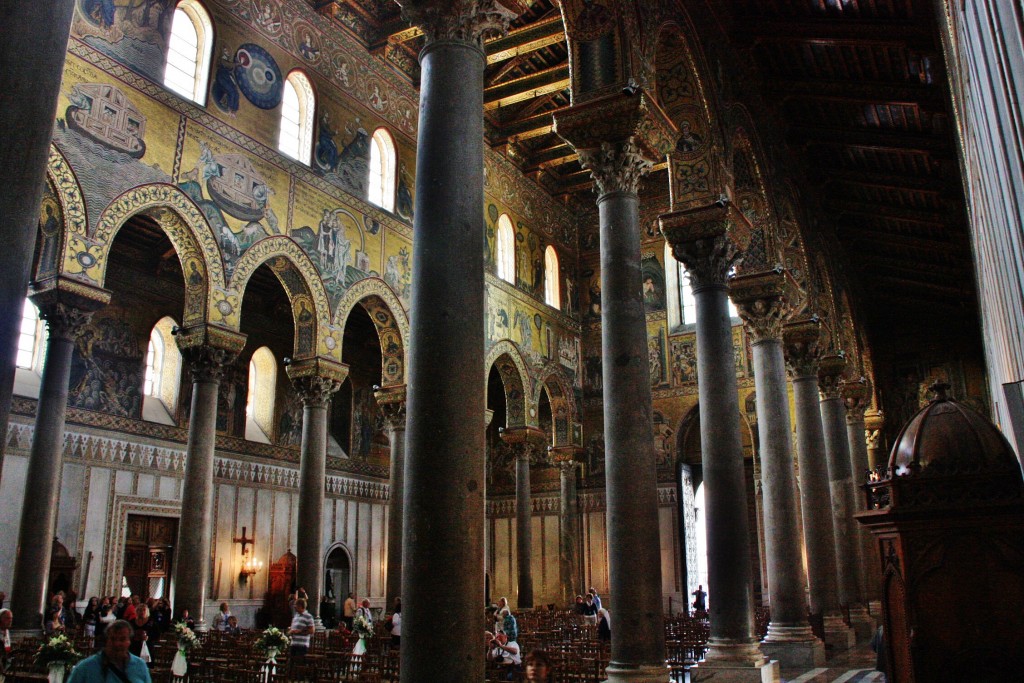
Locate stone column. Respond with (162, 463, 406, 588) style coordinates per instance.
(864, 409, 885, 471)
(732, 272, 824, 669)
(171, 326, 244, 631)
(557, 92, 677, 683)
(0, 0, 78, 470)
(818, 355, 873, 641)
(501, 426, 546, 610)
(9, 283, 108, 634)
(552, 448, 582, 607)
(840, 378, 882, 614)
(376, 384, 407, 612)
(661, 202, 778, 682)
(783, 320, 854, 649)
(288, 360, 345, 628)
(395, 2, 522, 680)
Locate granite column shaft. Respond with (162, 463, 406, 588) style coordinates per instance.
(515, 450, 534, 608)
(0, 0, 77, 470)
(819, 393, 863, 611)
(10, 303, 91, 632)
(378, 388, 407, 612)
(558, 460, 580, 606)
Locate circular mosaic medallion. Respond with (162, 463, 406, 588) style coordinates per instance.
(234, 43, 283, 110)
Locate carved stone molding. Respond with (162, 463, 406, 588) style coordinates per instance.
(783, 316, 823, 379)
(181, 345, 236, 383)
(841, 376, 871, 423)
(290, 374, 342, 407)
(660, 198, 753, 289)
(731, 268, 793, 343)
(397, 0, 526, 47)
(817, 353, 848, 400)
(554, 91, 677, 196)
(374, 384, 408, 431)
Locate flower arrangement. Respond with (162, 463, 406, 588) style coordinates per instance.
(352, 614, 374, 640)
(254, 626, 291, 653)
(172, 622, 199, 652)
(34, 633, 81, 668)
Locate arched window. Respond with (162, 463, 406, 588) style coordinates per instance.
(544, 245, 560, 309)
(368, 128, 396, 211)
(163, 0, 213, 104)
(245, 346, 277, 443)
(16, 299, 41, 371)
(496, 214, 515, 285)
(279, 71, 315, 164)
(142, 317, 182, 425)
(665, 242, 737, 327)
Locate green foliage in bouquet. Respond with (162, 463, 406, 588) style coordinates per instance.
(34, 634, 81, 667)
(255, 626, 291, 653)
(352, 614, 374, 640)
(172, 621, 200, 652)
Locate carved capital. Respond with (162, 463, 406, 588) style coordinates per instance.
(181, 344, 237, 383)
(29, 276, 111, 343)
(731, 269, 794, 343)
(864, 408, 885, 432)
(817, 353, 847, 400)
(554, 91, 677, 196)
(549, 446, 584, 466)
(500, 425, 550, 464)
(660, 197, 752, 289)
(783, 316, 823, 378)
(840, 376, 870, 423)
(374, 384, 408, 431)
(286, 357, 348, 407)
(398, 0, 525, 48)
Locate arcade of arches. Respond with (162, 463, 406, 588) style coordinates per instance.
(1, 1, 1023, 681)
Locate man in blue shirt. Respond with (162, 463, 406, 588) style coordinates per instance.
(68, 619, 151, 683)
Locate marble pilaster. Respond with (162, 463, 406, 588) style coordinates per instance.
(557, 90, 677, 683)
(288, 359, 346, 626)
(0, 0, 78, 469)
(170, 325, 245, 631)
(783, 319, 855, 650)
(818, 356, 873, 641)
(375, 384, 407, 613)
(661, 201, 779, 682)
(395, 2, 525, 680)
(9, 282, 109, 634)
(732, 271, 823, 669)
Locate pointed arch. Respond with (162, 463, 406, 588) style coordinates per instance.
(533, 363, 576, 447)
(485, 340, 530, 428)
(230, 236, 332, 359)
(333, 277, 409, 386)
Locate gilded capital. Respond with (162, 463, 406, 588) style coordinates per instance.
(554, 91, 677, 196)
(175, 323, 246, 383)
(397, 0, 526, 47)
(286, 357, 348, 407)
(500, 425, 550, 463)
(840, 376, 870, 423)
(660, 197, 752, 289)
(374, 384, 408, 431)
(731, 268, 794, 343)
(817, 353, 847, 400)
(783, 316, 823, 379)
(29, 276, 111, 343)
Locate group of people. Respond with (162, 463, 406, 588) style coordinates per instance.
(46, 592, 178, 652)
(573, 587, 611, 641)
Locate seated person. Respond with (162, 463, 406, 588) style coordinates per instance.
(226, 615, 241, 635)
(486, 631, 522, 671)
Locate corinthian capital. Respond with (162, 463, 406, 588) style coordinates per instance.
(29, 276, 111, 343)
(374, 384, 408, 431)
(660, 197, 752, 289)
(175, 323, 247, 383)
(286, 357, 348, 407)
(731, 269, 794, 343)
(398, 0, 526, 47)
(782, 316, 822, 379)
(555, 91, 677, 196)
(500, 425, 550, 464)
(840, 376, 870, 423)
(38, 303, 95, 343)
(817, 353, 847, 400)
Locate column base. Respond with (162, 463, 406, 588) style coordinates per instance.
(868, 599, 882, 617)
(603, 663, 670, 683)
(314, 617, 325, 631)
(194, 619, 210, 633)
(761, 624, 825, 668)
(848, 604, 876, 642)
(690, 642, 780, 683)
(822, 614, 855, 650)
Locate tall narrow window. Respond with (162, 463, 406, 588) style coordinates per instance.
(142, 317, 182, 425)
(164, 1, 213, 104)
(368, 128, 396, 211)
(245, 347, 277, 443)
(143, 332, 165, 397)
(16, 300, 41, 370)
(496, 214, 515, 285)
(544, 245, 560, 309)
(279, 71, 315, 164)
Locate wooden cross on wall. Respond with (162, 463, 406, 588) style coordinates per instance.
(233, 527, 255, 555)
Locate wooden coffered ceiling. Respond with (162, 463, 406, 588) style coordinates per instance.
(313, 0, 977, 327)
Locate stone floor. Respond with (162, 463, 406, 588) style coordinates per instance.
(780, 642, 884, 683)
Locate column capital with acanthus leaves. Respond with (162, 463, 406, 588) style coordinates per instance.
(286, 357, 347, 407)
(397, 0, 527, 48)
